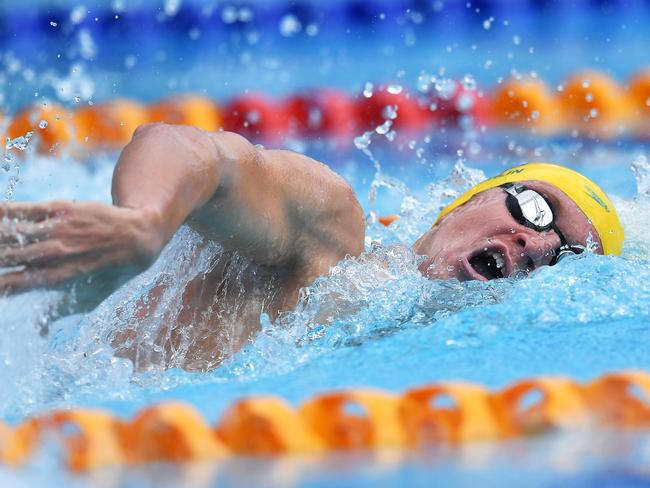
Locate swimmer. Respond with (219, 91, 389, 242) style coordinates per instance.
(0, 124, 624, 369)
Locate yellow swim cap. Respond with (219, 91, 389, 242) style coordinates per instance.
(435, 163, 624, 255)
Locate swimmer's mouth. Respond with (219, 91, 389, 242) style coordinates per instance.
(466, 249, 508, 281)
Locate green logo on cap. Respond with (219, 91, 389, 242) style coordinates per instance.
(584, 185, 610, 212)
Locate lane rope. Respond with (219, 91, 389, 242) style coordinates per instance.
(2, 370, 650, 471)
(3, 69, 650, 156)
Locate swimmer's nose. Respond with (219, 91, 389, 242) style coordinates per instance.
(512, 230, 562, 270)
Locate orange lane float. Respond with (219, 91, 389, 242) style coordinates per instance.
(491, 78, 561, 133)
(120, 403, 228, 463)
(2, 370, 650, 472)
(628, 69, 650, 137)
(74, 99, 149, 149)
(558, 70, 635, 137)
(6, 103, 74, 154)
(299, 389, 406, 450)
(217, 397, 324, 454)
(149, 95, 223, 132)
(399, 382, 500, 446)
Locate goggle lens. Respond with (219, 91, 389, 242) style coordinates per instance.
(513, 189, 554, 230)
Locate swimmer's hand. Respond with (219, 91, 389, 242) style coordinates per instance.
(0, 200, 163, 307)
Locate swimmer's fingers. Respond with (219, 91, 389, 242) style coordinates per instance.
(0, 201, 63, 221)
(0, 220, 57, 245)
(0, 240, 71, 267)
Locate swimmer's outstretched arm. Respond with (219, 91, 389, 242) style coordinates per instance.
(0, 123, 364, 306)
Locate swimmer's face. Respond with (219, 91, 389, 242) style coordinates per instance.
(412, 180, 602, 281)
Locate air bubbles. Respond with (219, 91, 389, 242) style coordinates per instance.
(482, 17, 494, 30)
(49, 21, 58, 27)
(38, 120, 48, 129)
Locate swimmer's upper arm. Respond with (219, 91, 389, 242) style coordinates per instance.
(115, 124, 363, 271)
(191, 132, 365, 270)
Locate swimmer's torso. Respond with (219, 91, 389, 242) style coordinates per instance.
(111, 246, 322, 372)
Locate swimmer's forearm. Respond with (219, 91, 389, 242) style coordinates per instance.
(111, 123, 224, 246)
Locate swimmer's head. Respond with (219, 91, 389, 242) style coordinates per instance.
(413, 162, 624, 281)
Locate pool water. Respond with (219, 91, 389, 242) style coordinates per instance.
(2, 1, 650, 486)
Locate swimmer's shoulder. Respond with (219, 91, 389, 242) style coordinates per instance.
(208, 131, 365, 268)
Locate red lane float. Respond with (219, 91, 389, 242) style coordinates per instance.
(223, 93, 289, 141)
(285, 89, 359, 139)
(2, 370, 650, 472)
(356, 87, 434, 132)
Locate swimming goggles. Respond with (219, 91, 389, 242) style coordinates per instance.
(502, 183, 583, 266)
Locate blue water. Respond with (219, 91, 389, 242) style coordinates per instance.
(2, 1, 650, 486)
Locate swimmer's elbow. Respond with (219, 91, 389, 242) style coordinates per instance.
(131, 121, 170, 141)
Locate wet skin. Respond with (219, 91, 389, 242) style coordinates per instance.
(0, 124, 603, 368)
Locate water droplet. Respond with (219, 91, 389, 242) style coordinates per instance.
(375, 120, 392, 135)
(354, 131, 373, 150)
(38, 120, 48, 129)
(382, 105, 398, 120)
(221, 6, 237, 23)
(455, 93, 474, 112)
(163, 0, 181, 17)
(279, 14, 301, 36)
(70, 6, 87, 24)
(363, 82, 374, 98)
(246, 110, 260, 124)
(435, 78, 457, 100)
(461, 74, 476, 91)
(387, 84, 403, 95)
